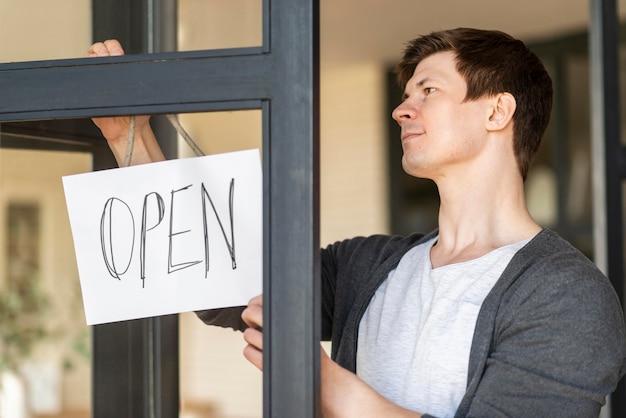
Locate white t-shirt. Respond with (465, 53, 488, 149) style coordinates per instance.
(357, 236, 530, 417)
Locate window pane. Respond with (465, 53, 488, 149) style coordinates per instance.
(0, 0, 264, 64)
(0, 147, 92, 418)
(178, 0, 263, 52)
(82, 110, 264, 416)
(177, 110, 262, 157)
(180, 312, 262, 417)
(1, 109, 264, 417)
(0, 2, 91, 62)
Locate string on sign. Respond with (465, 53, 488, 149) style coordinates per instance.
(122, 115, 136, 167)
(123, 114, 205, 167)
(166, 114, 206, 157)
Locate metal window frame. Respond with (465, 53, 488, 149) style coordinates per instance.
(0, 0, 320, 417)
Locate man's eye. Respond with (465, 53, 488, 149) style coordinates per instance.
(424, 87, 436, 94)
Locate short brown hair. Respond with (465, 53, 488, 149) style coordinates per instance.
(396, 28, 553, 180)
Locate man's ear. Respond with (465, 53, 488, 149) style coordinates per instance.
(486, 93, 516, 131)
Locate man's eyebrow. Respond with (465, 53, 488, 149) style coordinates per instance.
(417, 75, 446, 87)
(416, 77, 432, 87)
(401, 76, 437, 100)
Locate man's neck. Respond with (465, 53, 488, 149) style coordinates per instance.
(430, 170, 540, 269)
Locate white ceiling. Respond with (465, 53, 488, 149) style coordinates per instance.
(320, 0, 626, 66)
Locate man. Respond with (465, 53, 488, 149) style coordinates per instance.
(88, 28, 626, 417)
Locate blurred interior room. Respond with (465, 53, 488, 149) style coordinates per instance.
(1, 0, 626, 417)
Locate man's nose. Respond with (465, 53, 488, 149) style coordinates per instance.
(392, 101, 416, 124)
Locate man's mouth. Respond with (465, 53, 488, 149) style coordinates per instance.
(401, 132, 424, 143)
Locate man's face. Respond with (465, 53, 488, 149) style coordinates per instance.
(392, 51, 491, 181)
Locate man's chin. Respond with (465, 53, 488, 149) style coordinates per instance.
(401, 157, 426, 179)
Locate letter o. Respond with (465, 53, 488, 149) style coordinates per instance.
(100, 198, 136, 278)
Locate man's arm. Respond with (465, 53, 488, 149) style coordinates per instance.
(320, 350, 423, 418)
(459, 257, 626, 417)
(87, 40, 165, 166)
(241, 295, 424, 418)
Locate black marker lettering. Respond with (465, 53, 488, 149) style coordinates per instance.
(100, 197, 135, 279)
(140, 192, 165, 288)
(168, 185, 202, 273)
(201, 178, 237, 278)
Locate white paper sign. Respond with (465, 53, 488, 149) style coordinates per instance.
(62, 149, 262, 325)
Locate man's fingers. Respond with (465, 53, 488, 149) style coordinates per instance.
(86, 39, 125, 57)
(103, 39, 125, 56)
(243, 344, 263, 371)
(242, 294, 264, 370)
(242, 304, 263, 329)
(248, 294, 263, 305)
(243, 327, 263, 351)
(86, 42, 106, 57)
(243, 327, 264, 371)
(242, 294, 263, 329)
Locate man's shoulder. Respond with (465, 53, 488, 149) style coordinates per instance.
(320, 231, 436, 289)
(322, 230, 436, 262)
(499, 229, 618, 310)
(515, 228, 602, 276)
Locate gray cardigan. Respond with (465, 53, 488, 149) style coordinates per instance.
(198, 229, 626, 417)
